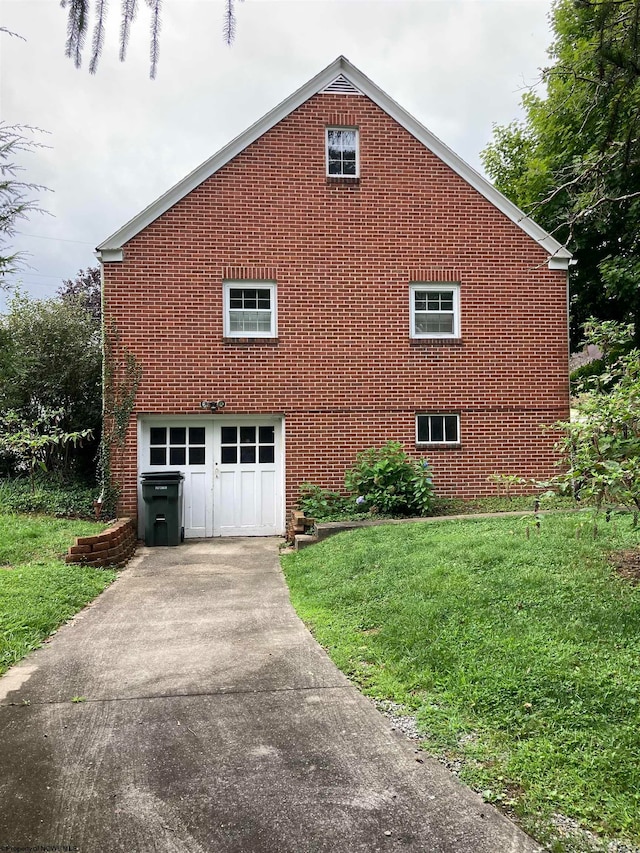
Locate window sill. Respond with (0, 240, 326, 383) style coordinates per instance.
(410, 338, 463, 347)
(222, 337, 279, 346)
(416, 443, 462, 451)
(326, 177, 360, 187)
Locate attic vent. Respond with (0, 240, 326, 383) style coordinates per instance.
(322, 75, 362, 95)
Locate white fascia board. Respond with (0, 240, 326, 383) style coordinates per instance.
(548, 256, 572, 271)
(97, 247, 124, 263)
(96, 55, 572, 266)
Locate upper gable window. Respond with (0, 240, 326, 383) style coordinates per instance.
(326, 128, 359, 178)
(223, 282, 277, 338)
(410, 283, 460, 339)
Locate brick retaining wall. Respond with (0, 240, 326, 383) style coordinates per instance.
(65, 518, 137, 569)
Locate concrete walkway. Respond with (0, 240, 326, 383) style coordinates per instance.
(0, 539, 541, 852)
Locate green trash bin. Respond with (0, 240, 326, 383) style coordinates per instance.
(140, 471, 184, 546)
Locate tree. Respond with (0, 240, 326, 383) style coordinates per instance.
(0, 409, 92, 491)
(0, 291, 102, 477)
(61, 0, 244, 79)
(0, 122, 48, 285)
(58, 266, 101, 324)
(481, 0, 640, 348)
(553, 320, 640, 513)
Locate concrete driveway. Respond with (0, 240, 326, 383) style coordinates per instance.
(0, 539, 541, 852)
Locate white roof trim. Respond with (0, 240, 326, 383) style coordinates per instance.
(97, 247, 124, 263)
(97, 56, 572, 265)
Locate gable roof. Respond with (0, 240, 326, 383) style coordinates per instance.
(97, 56, 572, 269)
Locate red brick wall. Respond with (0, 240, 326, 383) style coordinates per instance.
(66, 518, 137, 568)
(103, 92, 569, 519)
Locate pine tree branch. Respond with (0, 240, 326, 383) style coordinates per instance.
(146, 0, 161, 79)
(120, 0, 138, 62)
(89, 0, 108, 74)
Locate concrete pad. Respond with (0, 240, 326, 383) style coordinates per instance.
(0, 539, 541, 852)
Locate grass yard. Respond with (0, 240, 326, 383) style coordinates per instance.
(0, 513, 115, 675)
(282, 512, 640, 852)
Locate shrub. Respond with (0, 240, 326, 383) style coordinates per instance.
(554, 321, 640, 513)
(297, 483, 357, 521)
(0, 477, 100, 519)
(344, 441, 433, 516)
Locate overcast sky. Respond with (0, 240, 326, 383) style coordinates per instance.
(0, 0, 553, 311)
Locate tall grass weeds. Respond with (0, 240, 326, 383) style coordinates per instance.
(282, 512, 640, 850)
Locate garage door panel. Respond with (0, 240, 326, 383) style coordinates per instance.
(260, 470, 276, 526)
(186, 471, 207, 535)
(213, 420, 282, 537)
(219, 471, 238, 528)
(239, 470, 257, 527)
(139, 420, 213, 540)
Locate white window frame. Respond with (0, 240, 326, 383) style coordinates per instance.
(223, 281, 277, 339)
(416, 413, 460, 446)
(410, 283, 460, 339)
(326, 127, 359, 178)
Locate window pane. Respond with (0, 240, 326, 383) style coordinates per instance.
(189, 446, 206, 465)
(440, 295, 453, 310)
(342, 159, 356, 175)
(414, 292, 427, 311)
(259, 426, 274, 444)
(240, 427, 256, 444)
(150, 427, 166, 446)
(445, 416, 459, 442)
(221, 427, 237, 445)
(417, 416, 430, 443)
(170, 427, 186, 446)
(259, 445, 275, 464)
(342, 130, 356, 150)
(328, 159, 342, 175)
(416, 313, 454, 334)
(430, 416, 445, 443)
(189, 427, 205, 445)
(150, 447, 166, 465)
(229, 310, 272, 333)
(221, 446, 237, 464)
(240, 446, 256, 464)
(169, 447, 186, 466)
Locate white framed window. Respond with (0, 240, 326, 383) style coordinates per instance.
(410, 283, 460, 338)
(223, 282, 277, 338)
(416, 414, 460, 445)
(326, 127, 359, 177)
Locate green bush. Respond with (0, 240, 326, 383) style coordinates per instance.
(344, 441, 433, 516)
(297, 483, 358, 521)
(570, 357, 604, 394)
(0, 477, 101, 519)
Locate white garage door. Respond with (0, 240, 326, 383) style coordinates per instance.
(138, 417, 283, 538)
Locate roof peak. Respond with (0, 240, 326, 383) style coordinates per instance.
(97, 56, 571, 268)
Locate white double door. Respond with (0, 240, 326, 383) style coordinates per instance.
(139, 417, 283, 538)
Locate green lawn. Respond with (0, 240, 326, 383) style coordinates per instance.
(282, 513, 640, 852)
(0, 513, 115, 674)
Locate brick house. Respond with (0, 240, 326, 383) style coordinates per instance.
(97, 56, 571, 538)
